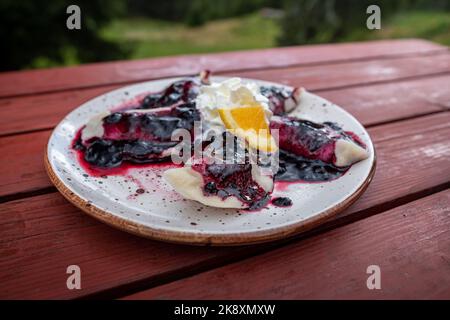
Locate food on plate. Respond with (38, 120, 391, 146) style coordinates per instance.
(270, 116, 368, 168)
(272, 117, 368, 182)
(137, 70, 210, 110)
(218, 104, 278, 153)
(260, 86, 303, 115)
(74, 102, 200, 167)
(164, 161, 273, 210)
(164, 147, 274, 210)
(73, 71, 369, 210)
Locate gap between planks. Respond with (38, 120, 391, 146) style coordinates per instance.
(0, 110, 449, 204)
(1, 113, 449, 299)
(84, 182, 450, 300)
(0, 40, 446, 99)
(0, 96, 446, 140)
(0, 109, 448, 204)
(0, 69, 449, 139)
(123, 189, 450, 300)
(4, 49, 447, 100)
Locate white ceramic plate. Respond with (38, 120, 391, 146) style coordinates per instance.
(45, 76, 376, 245)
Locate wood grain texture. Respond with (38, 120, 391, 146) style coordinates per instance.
(331, 112, 450, 219)
(1, 40, 448, 299)
(1, 110, 448, 200)
(0, 84, 119, 136)
(235, 52, 450, 90)
(44, 145, 375, 245)
(125, 190, 450, 300)
(0, 193, 236, 299)
(1, 114, 449, 298)
(1, 65, 449, 137)
(0, 130, 51, 198)
(317, 74, 450, 125)
(0, 39, 445, 98)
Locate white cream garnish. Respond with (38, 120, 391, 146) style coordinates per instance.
(196, 78, 272, 130)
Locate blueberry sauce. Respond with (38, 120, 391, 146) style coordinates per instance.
(138, 79, 201, 109)
(103, 102, 200, 141)
(73, 111, 363, 191)
(270, 116, 365, 167)
(272, 197, 293, 207)
(260, 86, 294, 115)
(192, 162, 270, 210)
(84, 139, 178, 167)
(276, 150, 348, 182)
(72, 77, 368, 210)
(271, 117, 337, 164)
(138, 79, 292, 113)
(74, 147, 179, 177)
(75, 102, 200, 169)
(269, 117, 364, 182)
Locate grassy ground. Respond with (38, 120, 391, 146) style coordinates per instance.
(100, 12, 281, 59)
(32, 10, 448, 68)
(345, 11, 450, 46)
(99, 10, 449, 61)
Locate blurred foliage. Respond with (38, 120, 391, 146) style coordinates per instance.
(128, 0, 281, 26)
(1, 0, 449, 71)
(0, 0, 127, 71)
(278, 0, 449, 45)
(101, 13, 280, 59)
(376, 11, 450, 46)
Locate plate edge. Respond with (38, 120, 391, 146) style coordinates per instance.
(44, 148, 377, 246)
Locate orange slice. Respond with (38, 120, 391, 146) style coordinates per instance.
(218, 104, 278, 153)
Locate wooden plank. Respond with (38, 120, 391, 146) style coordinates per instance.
(0, 193, 238, 300)
(1, 115, 449, 299)
(318, 74, 450, 126)
(126, 190, 450, 300)
(328, 112, 450, 219)
(0, 130, 51, 198)
(1, 62, 449, 137)
(0, 85, 118, 136)
(0, 109, 449, 200)
(235, 52, 450, 91)
(0, 39, 445, 98)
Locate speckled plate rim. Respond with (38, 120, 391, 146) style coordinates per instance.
(45, 77, 377, 246)
(45, 152, 375, 246)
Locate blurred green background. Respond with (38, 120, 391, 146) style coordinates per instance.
(1, 0, 449, 71)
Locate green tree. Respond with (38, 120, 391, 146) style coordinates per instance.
(0, 0, 126, 71)
(127, 0, 281, 27)
(185, 0, 281, 26)
(277, 0, 448, 46)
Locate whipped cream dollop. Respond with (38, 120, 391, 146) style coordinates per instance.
(195, 77, 272, 130)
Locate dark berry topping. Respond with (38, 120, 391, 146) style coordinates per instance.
(204, 182, 218, 194)
(272, 197, 293, 207)
(84, 139, 123, 168)
(260, 85, 293, 115)
(78, 102, 202, 169)
(276, 150, 347, 182)
(83, 139, 178, 168)
(139, 79, 200, 109)
(104, 112, 123, 124)
(141, 94, 162, 108)
(73, 76, 368, 213)
(192, 161, 270, 210)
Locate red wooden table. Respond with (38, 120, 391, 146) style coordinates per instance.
(0, 39, 449, 300)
